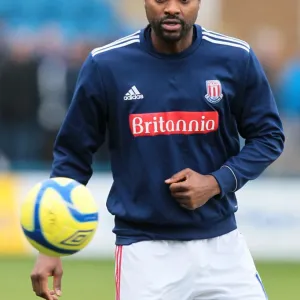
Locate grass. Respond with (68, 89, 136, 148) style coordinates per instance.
(1, 257, 299, 299)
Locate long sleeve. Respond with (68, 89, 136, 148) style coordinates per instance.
(50, 54, 107, 185)
(211, 48, 285, 198)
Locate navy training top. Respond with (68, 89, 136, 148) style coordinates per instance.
(51, 25, 285, 245)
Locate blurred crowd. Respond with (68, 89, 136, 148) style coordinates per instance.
(251, 28, 300, 176)
(0, 0, 127, 170)
(0, 1, 299, 176)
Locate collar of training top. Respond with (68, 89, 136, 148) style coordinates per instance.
(139, 24, 203, 60)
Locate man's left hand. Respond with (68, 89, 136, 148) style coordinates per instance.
(165, 168, 221, 210)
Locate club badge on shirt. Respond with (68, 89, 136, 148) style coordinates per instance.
(205, 80, 223, 104)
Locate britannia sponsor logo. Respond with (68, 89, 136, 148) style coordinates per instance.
(129, 111, 219, 137)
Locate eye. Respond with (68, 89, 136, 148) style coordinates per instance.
(181, 0, 190, 3)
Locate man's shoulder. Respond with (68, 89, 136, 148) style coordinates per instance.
(200, 27, 251, 58)
(90, 30, 142, 61)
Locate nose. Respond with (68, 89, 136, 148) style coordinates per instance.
(164, 0, 180, 15)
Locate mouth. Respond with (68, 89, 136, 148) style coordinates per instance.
(161, 20, 182, 32)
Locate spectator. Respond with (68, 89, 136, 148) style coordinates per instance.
(0, 31, 42, 163)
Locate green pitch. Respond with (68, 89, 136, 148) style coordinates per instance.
(1, 257, 299, 299)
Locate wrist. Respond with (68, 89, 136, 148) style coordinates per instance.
(206, 175, 221, 197)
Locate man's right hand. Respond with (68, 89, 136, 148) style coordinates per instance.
(30, 253, 63, 300)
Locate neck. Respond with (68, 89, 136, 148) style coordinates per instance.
(150, 27, 194, 54)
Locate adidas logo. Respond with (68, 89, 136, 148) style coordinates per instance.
(124, 86, 144, 100)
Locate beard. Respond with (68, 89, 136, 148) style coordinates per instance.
(149, 16, 193, 42)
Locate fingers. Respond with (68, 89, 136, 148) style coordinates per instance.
(169, 186, 194, 209)
(179, 203, 193, 210)
(50, 290, 59, 300)
(31, 272, 54, 300)
(169, 188, 199, 210)
(169, 181, 190, 202)
(30, 254, 63, 300)
(53, 268, 63, 297)
(31, 273, 52, 300)
(176, 198, 198, 210)
(39, 275, 53, 300)
(31, 273, 40, 297)
(175, 198, 194, 210)
(169, 182, 188, 194)
(165, 168, 191, 184)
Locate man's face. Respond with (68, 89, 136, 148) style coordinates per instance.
(145, 0, 200, 42)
